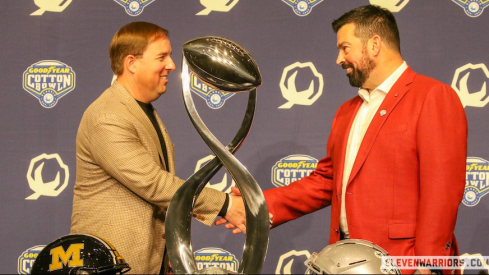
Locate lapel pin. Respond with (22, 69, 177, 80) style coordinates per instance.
(380, 110, 387, 116)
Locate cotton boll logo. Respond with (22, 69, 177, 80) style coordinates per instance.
(25, 153, 70, 200)
(31, 0, 72, 16)
(369, 0, 409, 12)
(459, 253, 489, 273)
(451, 63, 489, 108)
(279, 62, 324, 109)
(276, 250, 311, 274)
(195, 155, 236, 192)
(196, 0, 240, 16)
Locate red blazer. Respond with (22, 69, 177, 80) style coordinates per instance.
(264, 67, 467, 259)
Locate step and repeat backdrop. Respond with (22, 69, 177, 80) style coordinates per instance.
(1, 0, 489, 274)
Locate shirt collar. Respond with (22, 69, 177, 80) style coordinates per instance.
(136, 99, 154, 116)
(358, 61, 408, 103)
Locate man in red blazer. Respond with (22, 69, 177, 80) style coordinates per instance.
(218, 5, 467, 274)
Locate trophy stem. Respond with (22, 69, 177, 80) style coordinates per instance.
(166, 59, 269, 274)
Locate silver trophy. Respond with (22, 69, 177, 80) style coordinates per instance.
(165, 36, 269, 274)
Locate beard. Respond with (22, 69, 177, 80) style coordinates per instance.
(342, 49, 376, 88)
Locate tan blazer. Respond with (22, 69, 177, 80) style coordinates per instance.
(70, 81, 225, 274)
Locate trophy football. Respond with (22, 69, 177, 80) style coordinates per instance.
(165, 37, 269, 274)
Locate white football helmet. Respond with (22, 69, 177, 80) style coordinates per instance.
(304, 239, 400, 274)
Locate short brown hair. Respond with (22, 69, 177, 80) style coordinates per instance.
(332, 5, 401, 53)
(109, 21, 169, 75)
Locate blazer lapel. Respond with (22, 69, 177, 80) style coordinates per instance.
(347, 68, 416, 186)
(334, 97, 363, 196)
(111, 81, 165, 168)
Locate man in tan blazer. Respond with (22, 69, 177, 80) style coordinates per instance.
(70, 22, 243, 274)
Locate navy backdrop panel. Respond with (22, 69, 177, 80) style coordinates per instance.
(2, 1, 489, 274)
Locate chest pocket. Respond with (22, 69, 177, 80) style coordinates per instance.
(379, 123, 407, 136)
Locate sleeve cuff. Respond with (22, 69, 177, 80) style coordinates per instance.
(218, 193, 229, 217)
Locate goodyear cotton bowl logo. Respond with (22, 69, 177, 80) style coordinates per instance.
(194, 248, 238, 272)
(463, 157, 489, 206)
(452, 0, 489, 17)
(23, 61, 75, 108)
(191, 72, 235, 109)
(114, 0, 155, 16)
(282, 0, 323, 16)
(452, 63, 489, 108)
(279, 62, 324, 109)
(18, 245, 45, 274)
(26, 153, 70, 200)
(272, 155, 318, 187)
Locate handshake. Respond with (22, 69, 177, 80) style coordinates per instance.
(215, 187, 273, 234)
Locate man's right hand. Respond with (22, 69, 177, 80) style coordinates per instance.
(215, 187, 274, 234)
(215, 187, 247, 234)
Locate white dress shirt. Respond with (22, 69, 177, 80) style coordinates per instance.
(339, 61, 408, 238)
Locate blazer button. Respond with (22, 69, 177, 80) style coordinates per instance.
(162, 233, 166, 239)
(334, 229, 339, 233)
(445, 242, 451, 250)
